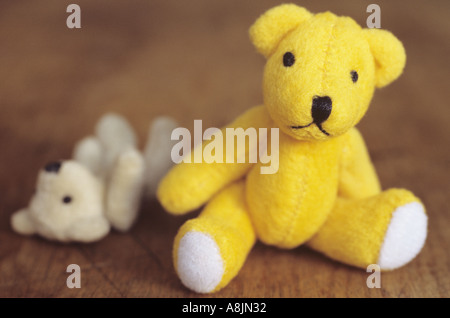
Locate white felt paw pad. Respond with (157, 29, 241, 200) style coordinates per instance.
(177, 231, 224, 293)
(378, 202, 427, 270)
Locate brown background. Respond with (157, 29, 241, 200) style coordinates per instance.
(0, 0, 448, 298)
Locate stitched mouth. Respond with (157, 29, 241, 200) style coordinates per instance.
(290, 122, 330, 136)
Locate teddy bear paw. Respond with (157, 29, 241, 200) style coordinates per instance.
(377, 202, 427, 270)
(177, 231, 224, 293)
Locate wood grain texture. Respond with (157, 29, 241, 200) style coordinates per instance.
(0, 0, 448, 298)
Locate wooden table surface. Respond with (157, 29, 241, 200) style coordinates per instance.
(0, 0, 448, 298)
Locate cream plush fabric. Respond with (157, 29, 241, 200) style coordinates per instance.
(11, 113, 176, 243)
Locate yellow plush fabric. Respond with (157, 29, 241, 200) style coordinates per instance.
(262, 11, 377, 140)
(363, 29, 406, 88)
(173, 180, 256, 293)
(246, 131, 342, 248)
(307, 189, 422, 268)
(249, 4, 313, 58)
(158, 105, 273, 214)
(158, 4, 426, 293)
(338, 128, 381, 199)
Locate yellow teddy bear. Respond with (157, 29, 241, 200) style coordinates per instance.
(157, 4, 428, 293)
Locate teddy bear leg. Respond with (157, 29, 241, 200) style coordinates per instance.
(307, 188, 427, 270)
(143, 116, 178, 197)
(173, 180, 256, 293)
(73, 136, 103, 176)
(105, 149, 145, 232)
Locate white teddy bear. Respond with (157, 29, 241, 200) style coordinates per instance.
(10, 113, 177, 243)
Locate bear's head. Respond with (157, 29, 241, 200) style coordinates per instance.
(250, 4, 406, 140)
(12, 160, 109, 242)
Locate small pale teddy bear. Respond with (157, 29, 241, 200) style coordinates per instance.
(11, 113, 177, 243)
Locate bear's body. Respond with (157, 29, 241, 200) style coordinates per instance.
(246, 106, 344, 248)
(158, 4, 428, 293)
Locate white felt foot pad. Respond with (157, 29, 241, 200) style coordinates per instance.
(378, 202, 427, 270)
(177, 231, 224, 293)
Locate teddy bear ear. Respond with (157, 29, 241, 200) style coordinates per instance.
(363, 28, 406, 88)
(249, 4, 313, 58)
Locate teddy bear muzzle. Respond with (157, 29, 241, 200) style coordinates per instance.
(311, 95, 332, 136)
(291, 95, 332, 136)
(311, 96, 332, 124)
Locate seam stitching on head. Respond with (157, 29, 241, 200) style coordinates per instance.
(320, 19, 337, 94)
(278, 19, 338, 244)
(266, 27, 298, 58)
(265, 14, 315, 58)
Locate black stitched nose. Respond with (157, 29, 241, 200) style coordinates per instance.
(312, 96, 332, 124)
(44, 161, 62, 173)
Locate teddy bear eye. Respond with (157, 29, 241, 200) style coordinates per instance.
(283, 52, 295, 67)
(62, 196, 72, 204)
(351, 70, 358, 83)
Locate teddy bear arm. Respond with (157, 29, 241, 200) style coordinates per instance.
(73, 136, 103, 176)
(157, 105, 272, 215)
(105, 148, 145, 232)
(338, 127, 381, 199)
